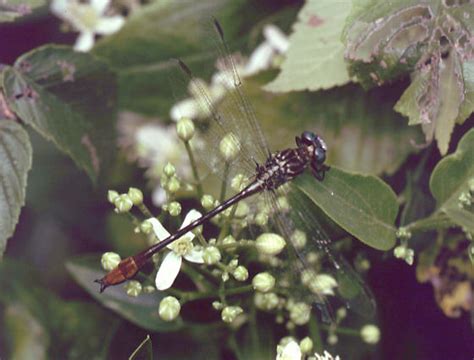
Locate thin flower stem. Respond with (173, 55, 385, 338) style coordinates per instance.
(220, 162, 230, 202)
(308, 315, 323, 353)
(218, 203, 238, 241)
(404, 212, 454, 234)
(188, 263, 221, 286)
(181, 284, 254, 302)
(184, 140, 203, 198)
(125, 212, 141, 228)
(180, 263, 216, 290)
(320, 325, 360, 336)
(137, 203, 154, 219)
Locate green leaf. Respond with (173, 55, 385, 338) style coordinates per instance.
(249, 76, 422, 175)
(93, 0, 248, 116)
(429, 128, 474, 233)
(264, 0, 352, 92)
(0, 0, 46, 22)
(0, 120, 32, 258)
(66, 255, 184, 332)
(0, 259, 118, 359)
(294, 168, 398, 250)
(3, 46, 117, 183)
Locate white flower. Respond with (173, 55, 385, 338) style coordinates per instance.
(51, 0, 125, 52)
(276, 340, 302, 360)
(149, 210, 204, 290)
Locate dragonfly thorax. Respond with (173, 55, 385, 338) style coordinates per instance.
(255, 131, 327, 190)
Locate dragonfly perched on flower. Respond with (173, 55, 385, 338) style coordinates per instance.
(96, 19, 376, 321)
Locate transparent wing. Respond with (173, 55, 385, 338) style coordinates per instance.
(264, 183, 376, 321)
(170, 20, 270, 182)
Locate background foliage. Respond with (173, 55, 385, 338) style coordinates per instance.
(0, 0, 473, 359)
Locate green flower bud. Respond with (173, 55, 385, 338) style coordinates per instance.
(254, 212, 268, 226)
(394, 245, 414, 265)
(201, 194, 215, 210)
(222, 235, 236, 246)
(232, 265, 249, 281)
(221, 271, 230, 282)
(291, 230, 307, 250)
(114, 194, 133, 213)
(458, 191, 472, 208)
(360, 324, 380, 344)
(107, 190, 119, 204)
(221, 306, 243, 323)
(128, 187, 143, 205)
(231, 174, 247, 192)
(299, 337, 313, 354)
(167, 176, 181, 193)
(327, 333, 338, 345)
(219, 133, 240, 161)
(176, 117, 195, 141)
(203, 246, 221, 265)
(254, 292, 279, 311)
(234, 202, 249, 219)
(396, 227, 412, 240)
(288, 302, 311, 325)
(256, 233, 286, 256)
(163, 162, 176, 177)
(212, 301, 223, 310)
(228, 259, 238, 269)
(140, 219, 153, 234)
(252, 272, 276, 293)
(143, 285, 156, 294)
(159, 296, 181, 321)
(124, 280, 142, 297)
(336, 307, 347, 321)
(168, 201, 182, 216)
(301, 272, 337, 296)
(101, 252, 121, 271)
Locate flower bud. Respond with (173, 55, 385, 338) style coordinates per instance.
(212, 301, 223, 310)
(327, 334, 338, 345)
(394, 245, 414, 265)
(234, 202, 249, 219)
(299, 337, 313, 354)
(163, 162, 176, 177)
(254, 292, 279, 311)
(168, 201, 182, 216)
(159, 296, 181, 321)
(176, 117, 195, 141)
(201, 194, 215, 210)
(219, 133, 240, 161)
(114, 194, 133, 213)
(288, 301, 311, 325)
(107, 190, 119, 204)
(252, 272, 276, 293)
(221, 306, 243, 323)
(128, 187, 143, 205)
(167, 176, 181, 193)
(140, 219, 153, 234)
(124, 280, 142, 297)
(101, 252, 121, 271)
(203, 246, 221, 265)
(360, 324, 380, 344)
(143, 285, 156, 294)
(291, 230, 307, 250)
(232, 265, 249, 281)
(222, 235, 236, 246)
(254, 212, 268, 226)
(302, 272, 337, 296)
(256, 233, 286, 256)
(231, 174, 246, 192)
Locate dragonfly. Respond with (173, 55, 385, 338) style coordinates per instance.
(95, 19, 375, 320)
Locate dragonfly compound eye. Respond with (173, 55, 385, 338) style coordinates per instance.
(314, 146, 326, 164)
(301, 131, 316, 145)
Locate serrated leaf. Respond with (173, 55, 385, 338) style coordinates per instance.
(2, 47, 117, 183)
(0, 0, 46, 22)
(294, 168, 398, 250)
(66, 255, 184, 332)
(0, 120, 32, 258)
(264, 0, 352, 92)
(429, 128, 474, 233)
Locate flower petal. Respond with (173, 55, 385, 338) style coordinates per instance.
(148, 217, 171, 240)
(74, 32, 95, 52)
(184, 246, 204, 264)
(95, 16, 125, 35)
(91, 0, 109, 14)
(155, 252, 182, 290)
(180, 209, 202, 228)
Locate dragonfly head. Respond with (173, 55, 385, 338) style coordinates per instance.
(296, 131, 327, 166)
